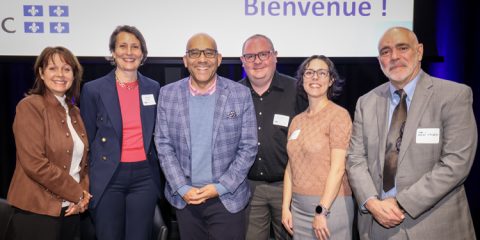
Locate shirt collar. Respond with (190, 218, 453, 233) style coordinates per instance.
(269, 71, 284, 90)
(245, 71, 284, 95)
(388, 70, 422, 102)
(54, 94, 68, 109)
(189, 75, 217, 96)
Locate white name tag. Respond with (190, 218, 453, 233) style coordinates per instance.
(273, 114, 290, 127)
(289, 129, 300, 140)
(416, 128, 440, 144)
(141, 94, 156, 106)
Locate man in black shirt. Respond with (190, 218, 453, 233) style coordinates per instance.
(239, 34, 307, 240)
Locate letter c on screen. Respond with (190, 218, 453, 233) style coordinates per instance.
(2, 17, 16, 33)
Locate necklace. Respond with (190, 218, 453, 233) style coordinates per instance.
(115, 73, 138, 91)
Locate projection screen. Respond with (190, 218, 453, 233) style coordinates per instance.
(0, 0, 414, 57)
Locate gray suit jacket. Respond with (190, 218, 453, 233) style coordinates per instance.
(154, 76, 258, 213)
(347, 71, 477, 239)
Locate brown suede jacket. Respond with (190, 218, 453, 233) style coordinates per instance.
(8, 91, 89, 217)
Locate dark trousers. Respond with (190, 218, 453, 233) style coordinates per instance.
(176, 197, 246, 240)
(246, 180, 291, 240)
(9, 207, 80, 240)
(92, 161, 158, 240)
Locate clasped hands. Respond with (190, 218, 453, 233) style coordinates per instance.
(65, 190, 92, 216)
(182, 184, 219, 205)
(365, 197, 405, 228)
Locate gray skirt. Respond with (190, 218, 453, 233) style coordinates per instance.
(291, 193, 354, 240)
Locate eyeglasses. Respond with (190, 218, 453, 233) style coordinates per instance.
(303, 69, 330, 79)
(186, 49, 218, 59)
(242, 50, 275, 62)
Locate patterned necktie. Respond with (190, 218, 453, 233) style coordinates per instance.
(383, 89, 407, 192)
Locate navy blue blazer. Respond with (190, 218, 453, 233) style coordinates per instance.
(80, 70, 162, 208)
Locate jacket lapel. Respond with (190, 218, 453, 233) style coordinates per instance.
(138, 73, 155, 153)
(180, 78, 191, 150)
(212, 76, 229, 148)
(100, 70, 122, 141)
(398, 72, 433, 165)
(376, 85, 390, 174)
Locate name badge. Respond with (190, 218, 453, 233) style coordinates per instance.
(273, 114, 290, 127)
(141, 94, 156, 106)
(289, 129, 300, 140)
(416, 128, 440, 144)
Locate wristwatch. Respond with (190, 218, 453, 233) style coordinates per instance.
(315, 204, 330, 217)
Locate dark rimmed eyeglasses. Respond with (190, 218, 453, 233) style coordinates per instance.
(242, 50, 275, 62)
(186, 49, 218, 59)
(303, 69, 330, 79)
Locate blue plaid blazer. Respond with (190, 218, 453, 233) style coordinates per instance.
(154, 75, 258, 213)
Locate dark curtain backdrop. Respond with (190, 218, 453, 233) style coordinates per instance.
(1, 0, 479, 236)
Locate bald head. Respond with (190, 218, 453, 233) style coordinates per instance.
(183, 32, 222, 89)
(242, 34, 275, 54)
(378, 27, 419, 51)
(186, 33, 217, 51)
(377, 26, 424, 89)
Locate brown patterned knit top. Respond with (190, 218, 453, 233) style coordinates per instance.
(287, 102, 352, 196)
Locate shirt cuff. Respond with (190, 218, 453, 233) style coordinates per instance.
(361, 195, 378, 213)
(177, 185, 192, 197)
(214, 183, 228, 196)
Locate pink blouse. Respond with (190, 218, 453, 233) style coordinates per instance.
(117, 81, 147, 162)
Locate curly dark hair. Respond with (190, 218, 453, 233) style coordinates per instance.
(296, 55, 345, 100)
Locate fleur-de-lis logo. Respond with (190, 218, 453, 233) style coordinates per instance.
(54, 23, 65, 33)
(53, 6, 64, 16)
(49, 5, 68, 17)
(29, 22, 40, 33)
(28, 6, 39, 16)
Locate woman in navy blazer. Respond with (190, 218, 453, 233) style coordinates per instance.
(80, 25, 162, 240)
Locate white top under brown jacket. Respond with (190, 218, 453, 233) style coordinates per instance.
(8, 91, 89, 217)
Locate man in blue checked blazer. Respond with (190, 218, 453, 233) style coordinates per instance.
(154, 33, 258, 240)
